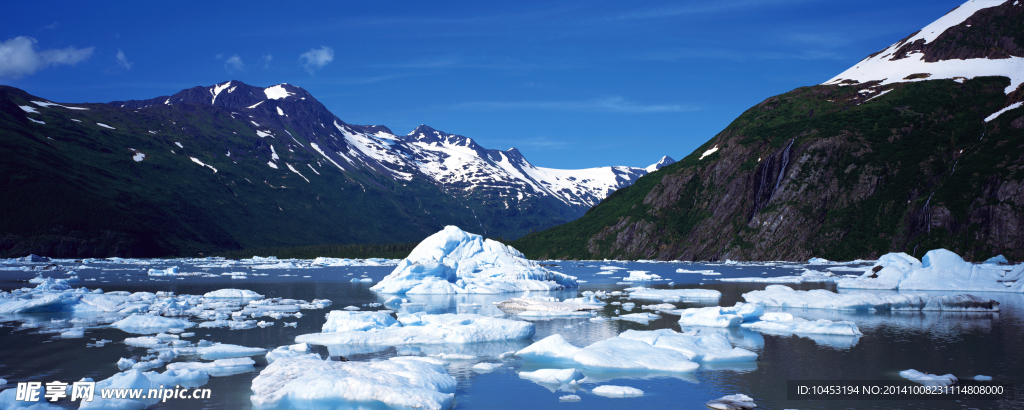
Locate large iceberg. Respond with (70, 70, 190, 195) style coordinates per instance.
(296, 311, 535, 347)
(838, 249, 1024, 292)
(743, 285, 1000, 311)
(370, 226, 578, 294)
(250, 355, 456, 410)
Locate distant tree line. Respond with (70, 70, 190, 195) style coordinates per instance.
(213, 242, 418, 260)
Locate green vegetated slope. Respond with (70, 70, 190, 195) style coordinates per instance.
(0, 86, 478, 258)
(514, 77, 1024, 261)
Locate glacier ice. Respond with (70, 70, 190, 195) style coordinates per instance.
(296, 311, 535, 347)
(591, 385, 644, 398)
(744, 285, 999, 311)
(250, 355, 456, 410)
(706, 393, 756, 410)
(518, 368, 584, 385)
(370, 226, 578, 294)
(624, 287, 721, 302)
(839, 249, 1024, 292)
(899, 369, 957, 387)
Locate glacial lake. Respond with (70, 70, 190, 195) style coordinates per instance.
(0, 258, 1021, 409)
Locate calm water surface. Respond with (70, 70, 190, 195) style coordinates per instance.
(0, 259, 1021, 409)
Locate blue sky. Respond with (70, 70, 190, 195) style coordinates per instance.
(2, 0, 964, 169)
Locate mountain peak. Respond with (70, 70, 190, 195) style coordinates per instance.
(823, 0, 1023, 97)
(645, 155, 676, 173)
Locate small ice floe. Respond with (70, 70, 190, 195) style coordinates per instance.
(625, 287, 722, 302)
(203, 288, 264, 299)
(516, 333, 698, 372)
(496, 295, 601, 318)
(975, 375, 993, 381)
(740, 312, 862, 336)
(900, 369, 957, 387)
(559, 395, 582, 402)
(296, 311, 535, 347)
(706, 393, 757, 409)
(743, 285, 1000, 311)
(519, 368, 584, 385)
(473, 362, 503, 372)
(60, 327, 85, 338)
(266, 343, 315, 363)
(622, 271, 661, 281)
(676, 303, 764, 327)
(112, 314, 195, 334)
(370, 226, 578, 294)
(591, 385, 644, 398)
(613, 312, 661, 324)
(250, 355, 456, 410)
(195, 343, 267, 360)
(167, 358, 256, 377)
(838, 249, 1024, 292)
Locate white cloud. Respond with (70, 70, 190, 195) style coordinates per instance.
(263, 54, 273, 69)
(224, 54, 244, 72)
(116, 49, 133, 70)
(0, 36, 93, 79)
(300, 46, 334, 74)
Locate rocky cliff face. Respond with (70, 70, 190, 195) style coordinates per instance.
(513, 0, 1024, 262)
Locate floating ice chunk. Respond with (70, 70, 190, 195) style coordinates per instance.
(559, 395, 582, 402)
(591, 385, 644, 398)
(250, 355, 456, 410)
(677, 307, 743, 327)
(198, 319, 257, 330)
(743, 285, 999, 311)
(706, 394, 756, 409)
(204, 289, 264, 299)
(266, 343, 314, 363)
(322, 311, 398, 332)
(515, 334, 581, 364)
(974, 375, 993, 381)
(900, 369, 957, 387)
(900, 249, 1024, 292)
(984, 255, 1009, 265)
(117, 357, 138, 370)
(519, 368, 584, 385)
(618, 329, 757, 363)
(572, 337, 699, 372)
(625, 287, 721, 301)
(614, 312, 660, 324)
(132, 358, 165, 371)
(112, 314, 194, 334)
(371, 226, 577, 294)
(837, 252, 921, 290)
(60, 327, 85, 338)
(496, 297, 601, 315)
(472, 362, 503, 372)
(296, 312, 534, 346)
(196, 343, 267, 360)
(840, 249, 1024, 292)
(808, 257, 831, 265)
(623, 271, 661, 282)
(740, 314, 862, 336)
(167, 358, 256, 377)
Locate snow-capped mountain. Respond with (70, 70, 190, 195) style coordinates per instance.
(115, 80, 655, 212)
(824, 0, 1023, 118)
(0, 80, 666, 256)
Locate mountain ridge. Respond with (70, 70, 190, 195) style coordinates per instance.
(0, 81, 664, 257)
(512, 0, 1024, 262)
